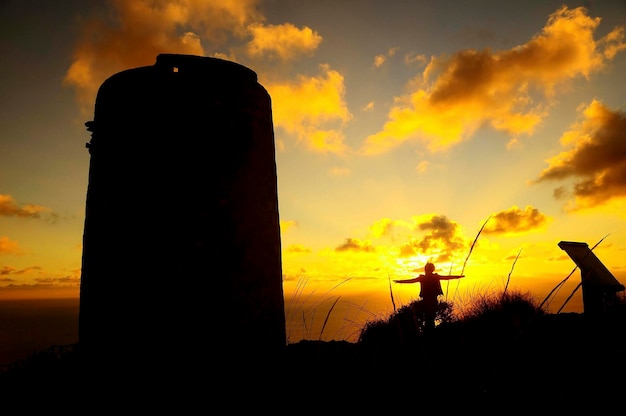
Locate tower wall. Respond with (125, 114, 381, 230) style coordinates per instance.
(79, 54, 285, 378)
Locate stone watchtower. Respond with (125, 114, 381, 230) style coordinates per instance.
(79, 54, 285, 381)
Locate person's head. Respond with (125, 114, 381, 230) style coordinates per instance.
(424, 262, 435, 274)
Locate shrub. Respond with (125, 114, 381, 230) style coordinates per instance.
(357, 299, 457, 345)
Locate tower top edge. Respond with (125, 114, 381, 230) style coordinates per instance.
(154, 54, 257, 83)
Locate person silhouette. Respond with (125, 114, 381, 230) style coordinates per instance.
(394, 262, 464, 331)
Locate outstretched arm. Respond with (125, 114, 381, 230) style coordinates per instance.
(393, 277, 421, 283)
(437, 275, 464, 280)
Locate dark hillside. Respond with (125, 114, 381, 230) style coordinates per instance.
(2, 299, 625, 411)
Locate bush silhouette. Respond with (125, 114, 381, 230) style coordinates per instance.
(357, 289, 547, 349)
(358, 299, 457, 345)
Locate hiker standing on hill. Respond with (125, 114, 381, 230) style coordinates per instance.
(394, 262, 464, 331)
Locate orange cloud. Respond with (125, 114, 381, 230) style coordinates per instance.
(367, 215, 467, 263)
(284, 244, 312, 254)
(267, 64, 352, 155)
(533, 100, 626, 210)
(335, 238, 375, 253)
(410, 214, 467, 260)
(35, 271, 80, 285)
(368, 218, 401, 238)
(247, 23, 322, 60)
(0, 194, 51, 219)
(483, 205, 552, 235)
(374, 47, 399, 68)
(15, 266, 43, 275)
(62, 1, 346, 157)
(0, 266, 16, 275)
(0, 236, 22, 255)
(404, 52, 427, 67)
(374, 54, 386, 68)
(280, 219, 298, 232)
(361, 6, 626, 155)
(64, 0, 264, 115)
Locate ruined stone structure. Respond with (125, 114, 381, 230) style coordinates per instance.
(79, 54, 285, 380)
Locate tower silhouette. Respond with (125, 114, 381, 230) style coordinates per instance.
(79, 54, 285, 383)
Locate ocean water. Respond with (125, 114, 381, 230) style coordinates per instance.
(0, 298, 79, 366)
(0, 295, 394, 366)
(284, 292, 395, 344)
(0, 286, 586, 367)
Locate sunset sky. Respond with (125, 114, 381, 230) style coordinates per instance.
(1, 0, 626, 343)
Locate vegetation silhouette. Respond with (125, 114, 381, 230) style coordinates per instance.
(1, 289, 626, 409)
(284, 288, 626, 408)
(357, 299, 457, 344)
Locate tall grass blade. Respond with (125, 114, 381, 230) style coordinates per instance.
(288, 276, 353, 343)
(302, 311, 308, 337)
(388, 275, 397, 312)
(591, 233, 610, 250)
(556, 281, 582, 313)
(319, 296, 340, 340)
(286, 277, 317, 341)
(461, 215, 491, 276)
(539, 234, 609, 310)
(504, 248, 522, 294)
(327, 277, 354, 293)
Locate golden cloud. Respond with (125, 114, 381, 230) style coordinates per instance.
(285, 244, 312, 254)
(0, 266, 16, 275)
(483, 205, 552, 235)
(413, 214, 466, 256)
(335, 238, 375, 253)
(534, 100, 626, 210)
(64, 0, 263, 115)
(361, 6, 626, 155)
(368, 214, 467, 263)
(14, 266, 43, 275)
(368, 218, 398, 238)
(374, 54, 386, 68)
(267, 64, 352, 155)
(374, 47, 399, 68)
(280, 219, 298, 233)
(0, 236, 22, 255)
(0, 194, 51, 219)
(247, 23, 322, 60)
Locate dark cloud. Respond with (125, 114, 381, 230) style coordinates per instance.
(483, 205, 551, 234)
(534, 100, 626, 210)
(0, 266, 15, 275)
(393, 214, 466, 262)
(416, 215, 466, 254)
(335, 237, 375, 253)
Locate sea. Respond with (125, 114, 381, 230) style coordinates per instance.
(0, 298, 80, 367)
(0, 288, 588, 368)
(0, 294, 395, 367)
